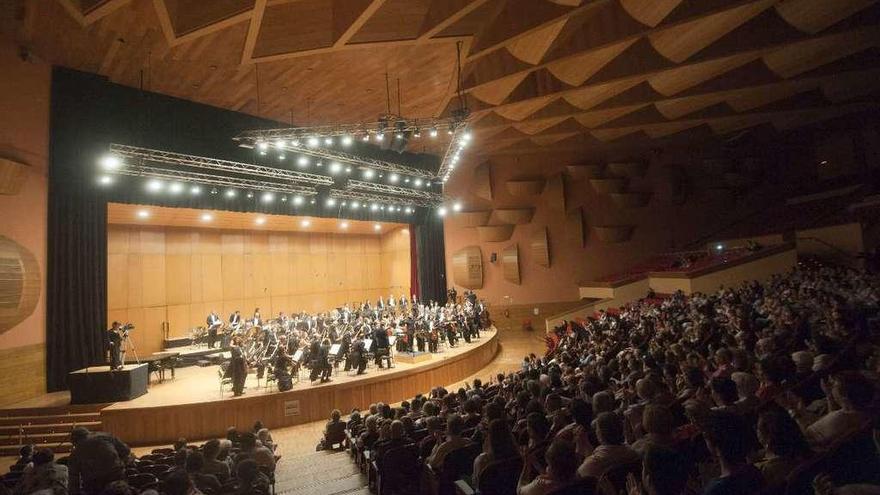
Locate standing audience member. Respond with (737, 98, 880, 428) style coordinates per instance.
(13, 448, 68, 495)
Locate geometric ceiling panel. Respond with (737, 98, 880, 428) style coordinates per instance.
(591, 127, 643, 142)
(655, 93, 730, 119)
(546, 39, 637, 86)
(493, 95, 557, 121)
(163, 0, 255, 37)
(648, 51, 761, 96)
(471, 72, 530, 105)
(564, 77, 644, 110)
(725, 83, 803, 112)
(575, 104, 649, 128)
(774, 0, 877, 35)
(640, 120, 704, 138)
(820, 68, 880, 102)
(618, 0, 685, 27)
(505, 17, 569, 65)
(526, 97, 584, 120)
(763, 27, 880, 78)
(648, 0, 776, 63)
(531, 132, 580, 146)
(348, 0, 432, 44)
(513, 117, 569, 135)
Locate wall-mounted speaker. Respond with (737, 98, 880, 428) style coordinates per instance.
(490, 252, 497, 263)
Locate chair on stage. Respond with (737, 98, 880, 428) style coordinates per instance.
(218, 364, 233, 397)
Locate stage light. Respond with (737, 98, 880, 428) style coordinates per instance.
(201, 213, 213, 222)
(324, 137, 334, 146)
(100, 155, 121, 170)
(310, 199, 316, 204)
(255, 217, 266, 225)
(459, 140, 468, 148)
(297, 156, 309, 167)
(413, 129, 421, 138)
(279, 154, 286, 161)
(211, 187, 218, 195)
(404, 178, 410, 183)
(396, 132, 404, 140)
(351, 202, 360, 209)
(448, 128, 454, 135)
(281, 196, 287, 202)
(462, 132, 472, 141)
(259, 150, 267, 156)
(341, 135, 353, 146)
(370, 203, 379, 211)
(376, 133, 384, 141)
(453, 202, 462, 212)
(341, 201, 347, 206)
(345, 167, 352, 173)
(414, 178, 423, 187)
(300, 219, 311, 228)
(257, 142, 269, 151)
(307, 137, 319, 147)
(405, 207, 413, 214)
(374, 224, 382, 231)
(437, 206, 448, 217)
(326, 198, 336, 207)
(316, 161, 324, 168)
(429, 127, 438, 138)
(275, 139, 286, 149)
(137, 209, 150, 219)
(380, 205, 386, 211)
(190, 185, 201, 195)
(715, 244, 724, 251)
(291, 139, 300, 147)
(146, 179, 164, 192)
(262, 192, 275, 203)
(361, 134, 370, 142)
(293, 196, 304, 205)
(363, 169, 375, 179)
(340, 221, 349, 229)
(389, 173, 399, 183)
(329, 162, 342, 174)
(98, 175, 113, 185)
(169, 182, 184, 194)
(225, 189, 236, 198)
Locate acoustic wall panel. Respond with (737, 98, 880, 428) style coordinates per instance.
(0, 236, 41, 333)
(593, 225, 635, 243)
(531, 227, 550, 267)
(566, 207, 586, 247)
(473, 162, 494, 201)
(502, 245, 521, 284)
(493, 208, 535, 225)
(477, 225, 515, 242)
(506, 179, 545, 196)
(544, 174, 567, 211)
(451, 246, 483, 289)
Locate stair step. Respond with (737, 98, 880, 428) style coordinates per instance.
(0, 442, 72, 456)
(0, 421, 102, 436)
(0, 414, 101, 427)
(278, 472, 366, 495)
(0, 405, 107, 418)
(0, 432, 71, 446)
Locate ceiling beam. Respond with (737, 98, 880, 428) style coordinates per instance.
(82, 0, 131, 24)
(171, 10, 252, 47)
(55, 0, 86, 26)
(240, 0, 267, 64)
(250, 34, 470, 64)
(333, 0, 387, 48)
(418, 0, 492, 41)
(151, 0, 176, 44)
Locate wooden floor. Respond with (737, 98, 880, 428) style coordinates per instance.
(1, 327, 545, 494)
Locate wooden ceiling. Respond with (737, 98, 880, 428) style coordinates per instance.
(108, 202, 408, 235)
(4, 0, 880, 158)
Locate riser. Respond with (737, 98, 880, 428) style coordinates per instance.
(0, 443, 72, 457)
(0, 421, 102, 436)
(0, 405, 107, 417)
(0, 414, 101, 427)
(0, 432, 71, 446)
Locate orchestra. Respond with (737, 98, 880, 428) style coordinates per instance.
(199, 291, 489, 393)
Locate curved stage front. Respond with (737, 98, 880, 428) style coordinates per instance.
(101, 330, 498, 446)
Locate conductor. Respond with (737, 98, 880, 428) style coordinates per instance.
(373, 325, 390, 368)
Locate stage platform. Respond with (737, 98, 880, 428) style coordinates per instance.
(81, 329, 497, 446)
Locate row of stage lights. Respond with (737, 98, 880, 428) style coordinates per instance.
(133, 208, 386, 232)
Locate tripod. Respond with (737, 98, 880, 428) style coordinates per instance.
(120, 331, 140, 366)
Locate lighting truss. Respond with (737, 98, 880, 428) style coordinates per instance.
(328, 189, 434, 208)
(109, 144, 334, 186)
(438, 125, 468, 180)
(235, 116, 462, 142)
(280, 143, 436, 179)
(112, 165, 319, 196)
(346, 179, 443, 205)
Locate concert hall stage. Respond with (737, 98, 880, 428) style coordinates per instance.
(95, 329, 498, 446)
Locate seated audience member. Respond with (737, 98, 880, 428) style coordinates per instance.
(730, 372, 760, 414)
(702, 412, 763, 495)
(419, 416, 443, 460)
(628, 445, 690, 495)
(518, 439, 579, 495)
(805, 371, 875, 448)
(426, 413, 470, 470)
(256, 429, 275, 452)
(577, 412, 639, 479)
(318, 409, 347, 450)
(556, 398, 594, 456)
(233, 432, 275, 474)
(226, 427, 239, 447)
(709, 377, 740, 414)
(173, 438, 188, 452)
(631, 405, 677, 455)
(373, 420, 412, 463)
(347, 410, 363, 433)
(201, 439, 231, 483)
(473, 419, 521, 487)
(185, 451, 221, 495)
(755, 407, 812, 488)
(13, 445, 34, 470)
(97, 481, 138, 495)
(163, 470, 200, 495)
(235, 459, 270, 495)
(68, 427, 131, 495)
(13, 448, 68, 495)
(356, 416, 381, 452)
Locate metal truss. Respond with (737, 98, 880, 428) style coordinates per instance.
(234, 116, 462, 142)
(328, 189, 434, 208)
(109, 144, 334, 186)
(438, 124, 468, 180)
(280, 143, 437, 179)
(346, 179, 443, 203)
(112, 165, 319, 196)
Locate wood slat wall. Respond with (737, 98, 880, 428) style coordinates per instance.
(0, 343, 46, 407)
(107, 225, 411, 355)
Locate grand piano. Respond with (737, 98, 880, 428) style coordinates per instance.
(126, 351, 179, 384)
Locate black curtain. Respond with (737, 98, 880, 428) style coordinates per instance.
(415, 216, 447, 304)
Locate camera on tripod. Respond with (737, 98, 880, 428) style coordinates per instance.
(119, 323, 135, 336)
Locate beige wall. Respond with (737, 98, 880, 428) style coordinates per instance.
(796, 222, 864, 263)
(0, 38, 50, 404)
(443, 149, 770, 306)
(107, 225, 411, 355)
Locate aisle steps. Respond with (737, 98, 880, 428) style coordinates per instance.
(0, 405, 105, 457)
(276, 450, 367, 495)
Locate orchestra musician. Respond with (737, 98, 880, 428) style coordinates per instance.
(226, 310, 242, 347)
(206, 311, 222, 348)
(372, 324, 390, 368)
(252, 307, 262, 327)
(107, 321, 124, 370)
(228, 336, 248, 396)
(274, 347, 294, 392)
(349, 332, 367, 375)
(318, 338, 332, 383)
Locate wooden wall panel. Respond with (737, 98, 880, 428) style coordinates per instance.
(451, 246, 483, 289)
(531, 227, 551, 267)
(108, 225, 411, 344)
(502, 245, 521, 284)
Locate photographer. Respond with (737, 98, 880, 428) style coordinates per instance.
(107, 321, 124, 370)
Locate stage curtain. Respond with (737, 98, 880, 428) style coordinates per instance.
(414, 216, 447, 304)
(409, 224, 420, 299)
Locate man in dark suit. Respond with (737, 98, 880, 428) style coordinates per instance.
(206, 311, 222, 348)
(373, 326, 390, 368)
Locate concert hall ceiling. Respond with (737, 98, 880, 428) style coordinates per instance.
(4, 0, 880, 157)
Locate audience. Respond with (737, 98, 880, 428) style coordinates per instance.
(12, 447, 68, 495)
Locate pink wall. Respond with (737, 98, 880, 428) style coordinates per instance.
(443, 148, 773, 306)
(0, 38, 50, 348)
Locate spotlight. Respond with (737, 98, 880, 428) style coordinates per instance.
(396, 132, 404, 140)
(370, 203, 379, 211)
(291, 139, 301, 147)
(376, 133, 384, 141)
(413, 129, 421, 138)
(255, 217, 266, 225)
(307, 137, 319, 147)
(716, 244, 723, 251)
(169, 182, 184, 194)
(201, 213, 213, 222)
(297, 156, 309, 167)
(190, 185, 201, 195)
(351, 202, 360, 209)
(345, 167, 352, 173)
(324, 137, 333, 146)
(380, 205, 386, 211)
(340, 221, 349, 229)
(210, 187, 218, 195)
(373, 224, 382, 231)
(225, 189, 237, 198)
(429, 127, 438, 138)
(146, 179, 164, 192)
(281, 196, 288, 202)
(137, 209, 150, 219)
(262, 192, 275, 203)
(293, 196, 304, 205)
(437, 206, 448, 217)
(326, 198, 337, 207)
(300, 219, 311, 227)
(100, 155, 121, 170)
(462, 132, 472, 141)
(405, 207, 413, 214)
(274, 139, 286, 148)
(363, 169, 375, 179)
(279, 154, 286, 161)
(330, 162, 342, 174)
(404, 178, 410, 183)
(341, 201, 347, 206)
(453, 202, 462, 212)
(459, 140, 468, 148)
(259, 150, 267, 156)
(389, 173, 399, 183)
(316, 161, 323, 168)
(247, 192, 254, 199)
(98, 175, 113, 185)
(257, 142, 269, 151)
(448, 128, 454, 135)
(341, 135, 353, 146)
(310, 199, 316, 204)
(414, 179, 423, 187)
(362, 134, 370, 142)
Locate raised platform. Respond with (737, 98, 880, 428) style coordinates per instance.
(98, 329, 498, 446)
(395, 351, 432, 364)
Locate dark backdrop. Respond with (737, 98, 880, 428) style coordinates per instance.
(47, 68, 446, 391)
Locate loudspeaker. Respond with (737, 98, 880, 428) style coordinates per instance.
(490, 252, 497, 263)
